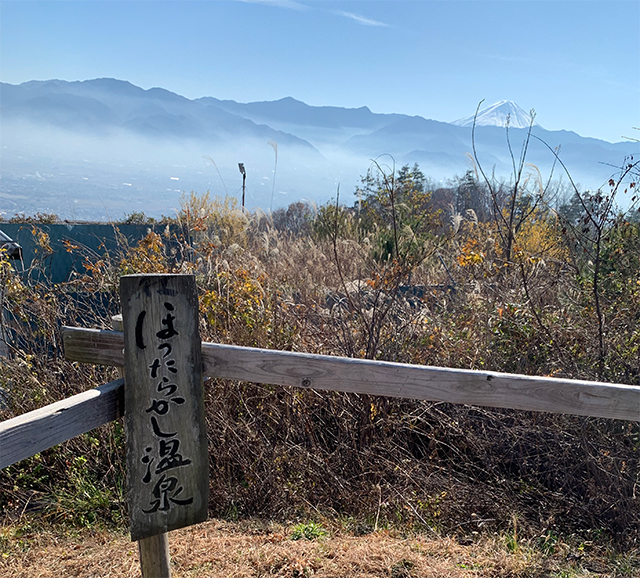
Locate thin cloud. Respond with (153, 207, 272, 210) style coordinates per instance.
(335, 10, 390, 27)
(234, 2, 388, 25)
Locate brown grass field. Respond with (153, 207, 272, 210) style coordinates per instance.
(1, 518, 638, 577)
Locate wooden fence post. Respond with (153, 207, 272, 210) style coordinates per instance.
(119, 275, 209, 578)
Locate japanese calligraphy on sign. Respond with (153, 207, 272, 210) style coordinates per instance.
(120, 275, 208, 542)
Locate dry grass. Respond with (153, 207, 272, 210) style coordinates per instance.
(2, 197, 640, 576)
(2, 518, 637, 578)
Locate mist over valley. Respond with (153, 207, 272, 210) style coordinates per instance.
(1, 78, 637, 221)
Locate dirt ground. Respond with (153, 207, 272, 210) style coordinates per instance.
(0, 521, 522, 578)
(1, 518, 637, 578)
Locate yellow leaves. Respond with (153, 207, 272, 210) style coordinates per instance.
(61, 239, 79, 253)
(0, 250, 26, 301)
(83, 258, 106, 277)
(457, 251, 485, 267)
(543, 369, 563, 378)
(178, 191, 247, 246)
(367, 261, 410, 290)
(457, 239, 485, 267)
(32, 227, 53, 256)
(199, 267, 269, 339)
(513, 211, 567, 263)
(119, 232, 168, 275)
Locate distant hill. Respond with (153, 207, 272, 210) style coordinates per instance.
(1, 78, 319, 151)
(197, 95, 405, 130)
(1, 78, 637, 220)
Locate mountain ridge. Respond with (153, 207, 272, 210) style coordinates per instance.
(1, 78, 320, 152)
(1, 78, 637, 220)
(3, 78, 630, 144)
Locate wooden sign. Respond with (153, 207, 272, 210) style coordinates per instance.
(120, 274, 208, 541)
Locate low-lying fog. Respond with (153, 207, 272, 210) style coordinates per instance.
(2, 119, 395, 221)
(3, 117, 636, 222)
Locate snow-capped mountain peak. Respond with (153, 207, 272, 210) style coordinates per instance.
(453, 100, 539, 129)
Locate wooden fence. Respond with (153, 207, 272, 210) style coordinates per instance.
(1, 273, 639, 577)
(3, 327, 640, 471)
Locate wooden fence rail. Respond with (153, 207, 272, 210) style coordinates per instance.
(2, 326, 639, 472)
(62, 325, 640, 421)
(0, 378, 124, 470)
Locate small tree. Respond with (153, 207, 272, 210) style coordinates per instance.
(271, 201, 314, 237)
(551, 152, 640, 379)
(354, 160, 439, 265)
(313, 162, 444, 361)
(471, 101, 555, 266)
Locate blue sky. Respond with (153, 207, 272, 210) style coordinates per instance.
(1, 0, 638, 142)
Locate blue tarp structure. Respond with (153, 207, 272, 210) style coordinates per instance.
(0, 223, 183, 285)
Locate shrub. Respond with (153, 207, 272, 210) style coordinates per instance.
(1, 189, 638, 548)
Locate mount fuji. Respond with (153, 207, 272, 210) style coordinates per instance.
(453, 101, 539, 129)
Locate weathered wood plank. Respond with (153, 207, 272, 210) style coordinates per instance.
(138, 533, 171, 578)
(62, 326, 125, 366)
(120, 274, 208, 542)
(113, 314, 172, 576)
(201, 343, 640, 422)
(0, 378, 124, 469)
(61, 326, 640, 422)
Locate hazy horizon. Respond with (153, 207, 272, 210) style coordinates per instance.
(1, 1, 638, 220)
(2, 75, 638, 221)
(1, 1, 637, 143)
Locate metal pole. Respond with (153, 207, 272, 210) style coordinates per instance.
(238, 163, 246, 212)
(242, 172, 246, 212)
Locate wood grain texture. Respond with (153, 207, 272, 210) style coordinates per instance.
(61, 327, 640, 422)
(202, 343, 640, 422)
(138, 533, 172, 578)
(113, 315, 172, 574)
(63, 326, 125, 366)
(120, 274, 208, 542)
(0, 378, 124, 469)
